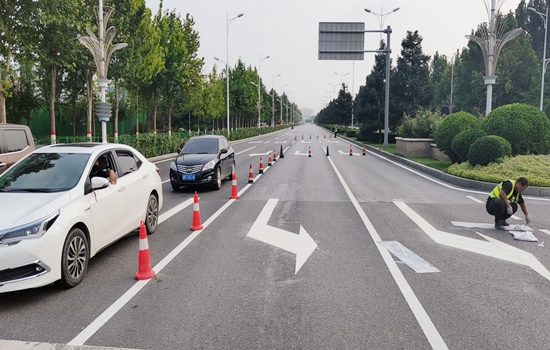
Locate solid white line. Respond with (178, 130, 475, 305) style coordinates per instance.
(158, 198, 194, 224)
(236, 146, 256, 155)
(540, 229, 550, 236)
(162, 179, 170, 184)
(283, 146, 289, 154)
(154, 158, 174, 164)
(326, 155, 449, 350)
(69, 188, 253, 345)
(466, 196, 483, 203)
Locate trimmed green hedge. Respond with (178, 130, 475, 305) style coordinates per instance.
(468, 135, 511, 166)
(481, 103, 550, 155)
(448, 155, 550, 187)
(434, 111, 480, 163)
(451, 128, 486, 163)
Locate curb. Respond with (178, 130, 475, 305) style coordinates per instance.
(322, 128, 550, 198)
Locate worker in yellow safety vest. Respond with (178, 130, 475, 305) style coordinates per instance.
(486, 177, 531, 230)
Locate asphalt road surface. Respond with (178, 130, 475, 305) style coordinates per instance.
(2, 124, 550, 350)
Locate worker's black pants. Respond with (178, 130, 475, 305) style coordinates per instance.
(486, 198, 518, 222)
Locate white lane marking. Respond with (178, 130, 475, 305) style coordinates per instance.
(301, 141, 311, 144)
(294, 151, 309, 156)
(158, 198, 194, 224)
(283, 146, 289, 154)
(69, 189, 252, 345)
(236, 146, 256, 155)
(338, 150, 360, 156)
(466, 196, 483, 203)
(398, 203, 550, 282)
(511, 215, 522, 221)
(248, 141, 262, 144)
(2, 339, 142, 350)
(379, 241, 440, 273)
(162, 179, 170, 184)
(540, 229, 550, 236)
(326, 156, 449, 350)
(264, 141, 270, 144)
(249, 152, 271, 157)
(275, 141, 287, 143)
(154, 158, 174, 164)
(292, 140, 295, 144)
(451, 221, 533, 231)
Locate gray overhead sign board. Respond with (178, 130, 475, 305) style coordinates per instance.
(318, 22, 365, 60)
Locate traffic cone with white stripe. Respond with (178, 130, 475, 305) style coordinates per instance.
(363, 146, 366, 156)
(350, 145, 353, 156)
(268, 153, 272, 166)
(230, 173, 239, 199)
(248, 164, 254, 183)
(259, 158, 264, 173)
(309, 146, 312, 157)
(135, 221, 155, 280)
(190, 191, 203, 231)
(273, 149, 277, 162)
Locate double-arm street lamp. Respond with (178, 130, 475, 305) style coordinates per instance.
(335, 71, 349, 84)
(219, 13, 243, 139)
(529, 6, 550, 111)
(365, 7, 400, 41)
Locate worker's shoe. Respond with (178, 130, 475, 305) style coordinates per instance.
(495, 221, 506, 230)
(501, 220, 510, 226)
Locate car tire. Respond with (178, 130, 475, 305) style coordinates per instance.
(171, 182, 180, 191)
(58, 227, 89, 288)
(226, 161, 235, 180)
(212, 167, 222, 190)
(145, 193, 159, 234)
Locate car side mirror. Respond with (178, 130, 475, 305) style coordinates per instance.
(91, 177, 110, 190)
(220, 149, 228, 154)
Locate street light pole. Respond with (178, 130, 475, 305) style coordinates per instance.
(280, 84, 287, 123)
(365, 7, 400, 41)
(257, 55, 270, 128)
(529, 6, 549, 111)
(271, 74, 281, 127)
(334, 71, 349, 84)
(225, 13, 244, 139)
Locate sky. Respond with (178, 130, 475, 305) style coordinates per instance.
(143, 0, 523, 116)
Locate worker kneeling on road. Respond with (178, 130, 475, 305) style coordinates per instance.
(486, 177, 531, 230)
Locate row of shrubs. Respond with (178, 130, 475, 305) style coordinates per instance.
(434, 104, 550, 166)
(35, 125, 289, 158)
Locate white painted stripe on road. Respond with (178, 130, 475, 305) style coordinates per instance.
(236, 146, 256, 155)
(154, 158, 174, 164)
(326, 156, 449, 350)
(511, 215, 522, 221)
(69, 185, 253, 346)
(540, 229, 550, 236)
(283, 146, 289, 154)
(0, 339, 143, 350)
(467, 196, 483, 203)
(158, 198, 194, 225)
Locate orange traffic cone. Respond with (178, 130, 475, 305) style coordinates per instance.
(363, 146, 366, 156)
(302, 134, 304, 139)
(248, 164, 254, 183)
(273, 149, 277, 162)
(268, 153, 272, 166)
(230, 173, 239, 199)
(135, 221, 155, 280)
(259, 158, 264, 173)
(295, 135, 297, 140)
(350, 145, 353, 156)
(324, 134, 326, 139)
(329, 134, 332, 138)
(190, 192, 203, 231)
(309, 146, 312, 157)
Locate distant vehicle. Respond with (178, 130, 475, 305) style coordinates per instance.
(0, 123, 36, 175)
(170, 135, 235, 191)
(0, 143, 163, 293)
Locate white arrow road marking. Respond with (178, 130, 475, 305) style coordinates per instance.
(540, 229, 550, 236)
(248, 141, 262, 143)
(396, 202, 550, 283)
(451, 221, 533, 231)
(294, 150, 309, 156)
(275, 141, 287, 143)
(466, 196, 483, 203)
(246, 199, 317, 274)
(338, 150, 361, 156)
(249, 152, 272, 157)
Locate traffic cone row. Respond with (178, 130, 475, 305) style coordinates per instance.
(259, 158, 264, 173)
(268, 153, 272, 166)
(135, 221, 155, 280)
(248, 164, 254, 183)
(190, 191, 203, 231)
(273, 149, 277, 161)
(230, 173, 239, 199)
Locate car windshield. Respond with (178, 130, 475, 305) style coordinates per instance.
(182, 139, 218, 154)
(0, 153, 90, 192)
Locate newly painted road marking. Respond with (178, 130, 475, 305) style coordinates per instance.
(540, 229, 550, 236)
(246, 199, 317, 274)
(511, 215, 522, 221)
(451, 221, 533, 231)
(398, 203, 550, 282)
(379, 241, 440, 273)
(0, 340, 143, 350)
(326, 156, 449, 350)
(466, 196, 483, 203)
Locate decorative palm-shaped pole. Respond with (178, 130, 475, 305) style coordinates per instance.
(466, 0, 522, 115)
(78, 0, 127, 143)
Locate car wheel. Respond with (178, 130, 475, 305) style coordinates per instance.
(212, 167, 222, 190)
(171, 182, 180, 191)
(226, 161, 235, 180)
(58, 227, 89, 288)
(145, 193, 158, 234)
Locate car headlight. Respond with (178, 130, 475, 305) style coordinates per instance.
(0, 211, 59, 244)
(170, 161, 177, 171)
(203, 160, 215, 171)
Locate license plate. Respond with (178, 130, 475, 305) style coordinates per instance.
(183, 174, 195, 180)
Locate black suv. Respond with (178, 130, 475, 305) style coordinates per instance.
(170, 135, 235, 191)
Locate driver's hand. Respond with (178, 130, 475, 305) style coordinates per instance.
(109, 170, 117, 185)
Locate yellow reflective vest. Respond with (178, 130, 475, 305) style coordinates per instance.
(489, 180, 520, 203)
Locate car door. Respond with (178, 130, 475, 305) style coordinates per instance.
(87, 151, 128, 251)
(115, 149, 147, 232)
(0, 131, 7, 175)
(220, 137, 230, 177)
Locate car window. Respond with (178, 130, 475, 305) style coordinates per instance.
(221, 138, 229, 150)
(90, 152, 117, 179)
(116, 150, 140, 176)
(182, 139, 219, 154)
(4, 129, 29, 153)
(0, 153, 90, 192)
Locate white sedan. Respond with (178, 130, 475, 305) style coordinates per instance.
(0, 143, 163, 293)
